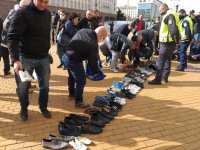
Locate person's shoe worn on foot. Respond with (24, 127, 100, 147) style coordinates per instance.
(75, 102, 90, 108)
(4, 71, 11, 76)
(41, 109, 51, 118)
(148, 79, 161, 85)
(20, 109, 28, 121)
(162, 79, 168, 83)
(42, 139, 68, 150)
(57, 63, 63, 68)
(175, 68, 184, 72)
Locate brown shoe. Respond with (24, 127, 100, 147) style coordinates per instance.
(28, 89, 34, 94)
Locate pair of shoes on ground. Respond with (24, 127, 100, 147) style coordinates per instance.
(20, 108, 51, 121)
(42, 134, 91, 150)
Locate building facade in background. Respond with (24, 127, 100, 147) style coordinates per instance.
(138, 0, 163, 19)
(119, 6, 137, 20)
(0, 0, 117, 20)
(49, 0, 116, 15)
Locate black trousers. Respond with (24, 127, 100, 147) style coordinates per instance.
(0, 46, 10, 74)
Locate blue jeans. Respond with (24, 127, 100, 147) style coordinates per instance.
(62, 54, 86, 103)
(179, 42, 190, 69)
(15, 56, 50, 111)
(56, 43, 64, 64)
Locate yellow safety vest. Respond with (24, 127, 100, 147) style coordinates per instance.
(159, 9, 180, 43)
(180, 16, 193, 42)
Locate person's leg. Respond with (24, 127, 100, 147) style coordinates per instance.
(148, 43, 170, 84)
(110, 50, 120, 70)
(67, 69, 75, 97)
(56, 43, 64, 68)
(17, 56, 35, 120)
(34, 56, 51, 117)
(177, 42, 190, 71)
(1, 47, 10, 75)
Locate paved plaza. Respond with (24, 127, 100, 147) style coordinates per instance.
(0, 44, 200, 150)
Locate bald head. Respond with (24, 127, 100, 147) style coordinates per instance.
(159, 3, 169, 15)
(95, 26, 109, 42)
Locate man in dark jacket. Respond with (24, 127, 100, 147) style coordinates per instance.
(104, 33, 137, 72)
(62, 26, 108, 108)
(77, 10, 98, 30)
(113, 22, 135, 37)
(7, 0, 52, 121)
(130, 29, 158, 67)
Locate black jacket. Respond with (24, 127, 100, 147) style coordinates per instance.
(65, 29, 99, 74)
(113, 24, 130, 37)
(109, 33, 130, 63)
(0, 18, 3, 43)
(7, 2, 51, 62)
(77, 17, 98, 30)
(136, 29, 154, 51)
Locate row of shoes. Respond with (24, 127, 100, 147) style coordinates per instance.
(42, 134, 92, 150)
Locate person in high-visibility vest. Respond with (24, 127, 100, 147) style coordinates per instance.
(148, 3, 180, 85)
(176, 9, 193, 71)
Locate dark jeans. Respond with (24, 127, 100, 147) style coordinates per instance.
(0, 46, 10, 74)
(62, 54, 86, 103)
(155, 42, 175, 81)
(179, 42, 190, 69)
(56, 42, 64, 65)
(15, 56, 50, 111)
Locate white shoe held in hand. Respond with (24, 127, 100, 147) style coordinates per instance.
(19, 70, 33, 82)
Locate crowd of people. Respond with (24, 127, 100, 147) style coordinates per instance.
(0, 0, 200, 122)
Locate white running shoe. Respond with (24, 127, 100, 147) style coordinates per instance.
(114, 97, 126, 105)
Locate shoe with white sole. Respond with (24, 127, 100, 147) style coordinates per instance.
(114, 97, 126, 105)
(76, 137, 91, 145)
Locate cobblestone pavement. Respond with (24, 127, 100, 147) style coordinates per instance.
(0, 45, 200, 150)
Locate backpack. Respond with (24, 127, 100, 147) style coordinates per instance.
(1, 8, 16, 46)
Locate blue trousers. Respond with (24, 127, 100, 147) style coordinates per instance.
(179, 42, 190, 69)
(155, 43, 175, 81)
(56, 43, 64, 65)
(15, 56, 50, 111)
(62, 54, 86, 103)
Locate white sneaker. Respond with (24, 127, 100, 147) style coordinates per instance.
(69, 138, 87, 150)
(110, 68, 118, 73)
(19, 70, 33, 82)
(128, 84, 141, 91)
(114, 97, 126, 105)
(76, 137, 91, 145)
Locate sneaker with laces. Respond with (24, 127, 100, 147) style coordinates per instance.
(114, 97, 126, 105)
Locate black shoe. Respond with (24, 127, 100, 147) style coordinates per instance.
(68, 94, 75, 99)
(57, 64, 63, 68)
(75, 102, 90, 108)
(148, 79, 161, 85)
(91, 112, 110, 124)
(58, 121, 81, 137)
(175, 68, 184, 72)
(81, 124, 103, 134)
(162, 79, 168, 83)
(69, 114, 89, 122)
(41, 109, 51, 118)
(4, 71, 11, 76)
(20, 109, 28, 121)
(64, 116, 85, 126)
